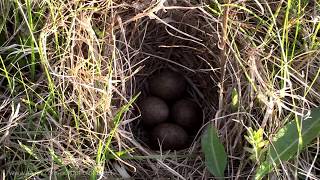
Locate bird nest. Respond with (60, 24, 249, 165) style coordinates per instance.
(112, 1, 228, 179)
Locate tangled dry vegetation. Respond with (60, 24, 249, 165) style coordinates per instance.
(0, 0, 320, 179)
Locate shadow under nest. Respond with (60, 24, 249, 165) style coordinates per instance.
(115, 5, 224, 179)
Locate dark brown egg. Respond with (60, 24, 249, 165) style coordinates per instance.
(151, 123, 188, 150)
(149, 70, 186, 101)
(171, 99, 202, 132)
(139, 96, 169, 126)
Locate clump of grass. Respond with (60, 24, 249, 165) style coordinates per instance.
(0, 0, 319, 179)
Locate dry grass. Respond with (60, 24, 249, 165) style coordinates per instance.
(0, 0, 320, 179)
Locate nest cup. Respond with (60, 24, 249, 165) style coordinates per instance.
(115, 2, 223, 178)
(129, 16, 220, 143)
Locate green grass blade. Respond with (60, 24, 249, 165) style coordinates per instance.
(25, 0, 35, 80)
(18, 141, 39, 160)
(104, 93, 140, 152)
(49, 148, 70, 179)
(0, 56, 13, 91)
(0, 0, 10, 33)
(90, 94, 140, 179)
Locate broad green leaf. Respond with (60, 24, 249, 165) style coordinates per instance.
(201, 125, 227, 179)
(255, 107, 320, 180)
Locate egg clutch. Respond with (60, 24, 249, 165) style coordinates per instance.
(139, 70, 202, 150)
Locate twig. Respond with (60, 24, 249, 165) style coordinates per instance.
(216, 0, 230, 122)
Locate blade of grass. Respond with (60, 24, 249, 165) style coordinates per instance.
(91, 94, 140, 179)
(25, 0, 35, 81)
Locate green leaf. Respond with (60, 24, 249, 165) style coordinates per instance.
(244, 135, 252, 143)
(258, 141, 268, 148)
(255, 107, 320, 179)
(201, 125, 227, 179)
(231, 88, 239, 111)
